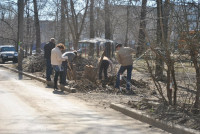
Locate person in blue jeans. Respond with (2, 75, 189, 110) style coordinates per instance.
(115, 44, 135, 95)
(51, 43, 68, 90)
(61, 51, 77, 85)
(44, 38, 55, 81)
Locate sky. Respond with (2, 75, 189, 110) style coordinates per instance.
(0, 0, 199, 21)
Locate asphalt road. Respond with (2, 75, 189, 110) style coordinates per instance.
(0, 66, 169, 134)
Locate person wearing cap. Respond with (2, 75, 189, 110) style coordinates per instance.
(51, 43, 68, 91)
(44, 38, 55, 81)
(61, 51, 77, 84)
(115, 44, 135, 95)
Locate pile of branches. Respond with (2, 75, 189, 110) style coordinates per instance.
(22, 54, 45, 73)
(74, 56, 97, 71)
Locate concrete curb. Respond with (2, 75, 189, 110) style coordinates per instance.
(110, 103, 200, 134)
(0, 65, 76, 93)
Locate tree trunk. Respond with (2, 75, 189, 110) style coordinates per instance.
(194, 64, 200, 109)
(191, 49, 200, 109)
(167, 63, 172, 105)
(124, 0, 131, 47)
(193, 0, 200, 110)
(96, 6, 100, 57)
(89, 0, 94, 56)
(96, 42, 100, 57)
(171, 62, 178, 105)
(17, 0, 24, 73)
(25, 1, 30, 57)
(136, 0, 147, 57)
(59, 0, 66, 44)
(104, 0, 111, 58)
(155, 0, 164, 80)
(163, 0, 170, 40)
(33, 0, 41, 54)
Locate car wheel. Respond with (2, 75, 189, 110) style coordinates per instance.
(2, 59, 5, 64)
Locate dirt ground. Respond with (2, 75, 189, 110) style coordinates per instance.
(10, 54, 200, 132)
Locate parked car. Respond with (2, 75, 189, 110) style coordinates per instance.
(0, 45, 18, 63)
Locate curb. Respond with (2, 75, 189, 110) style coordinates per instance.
(0, 65, 76, 93)
(110, 103, 200, 134)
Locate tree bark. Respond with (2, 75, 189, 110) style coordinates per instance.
(171, 62, 178, 105)
(59, 0, 66, 44)
(33, 0, 41, 54)
(124, 0, 131, 47)
(17, 0, 24, 73)
(136, 0, 147, 57)
(193, 0, 200, 109)
(89, 0, 95, 56)
(104, 0, 111, 58)
(190, 44, 200, 109)
(155, 0, 164, 80)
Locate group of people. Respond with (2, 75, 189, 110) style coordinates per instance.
(44, 38, 77, 91)
(44, 38, 135, 95)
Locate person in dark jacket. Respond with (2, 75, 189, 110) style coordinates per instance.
(44, 38, 55, 81)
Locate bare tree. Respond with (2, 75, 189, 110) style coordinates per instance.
(0, 2, 17, 45)
(33, 0, 41, 54)
(193, 0, 200, 109)
(17, 0, 24, 73)
(59, 0, 66, 44)
(155, 0, 164, 80)
(104, 0, 111, 58)
(124, 0, 131, 47)
(65, 0, 89, 50)
(136, 0, 147, 57)
(89, 0, 94, 56)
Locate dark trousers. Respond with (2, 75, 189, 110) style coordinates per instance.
(45, 58, 52, 81)
(62, 61, 68, 84)
(99, 60, 109, 80)
(52, 65, 64, 88)
(54, 71, 64, 88)
(115, 65, 133, 90)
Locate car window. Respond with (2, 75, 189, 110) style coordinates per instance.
(1, 47, 16, 52)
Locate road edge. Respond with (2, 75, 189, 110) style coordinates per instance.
(0, 65, 76, 93)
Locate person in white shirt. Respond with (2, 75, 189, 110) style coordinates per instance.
(51, 43, 68, 91)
